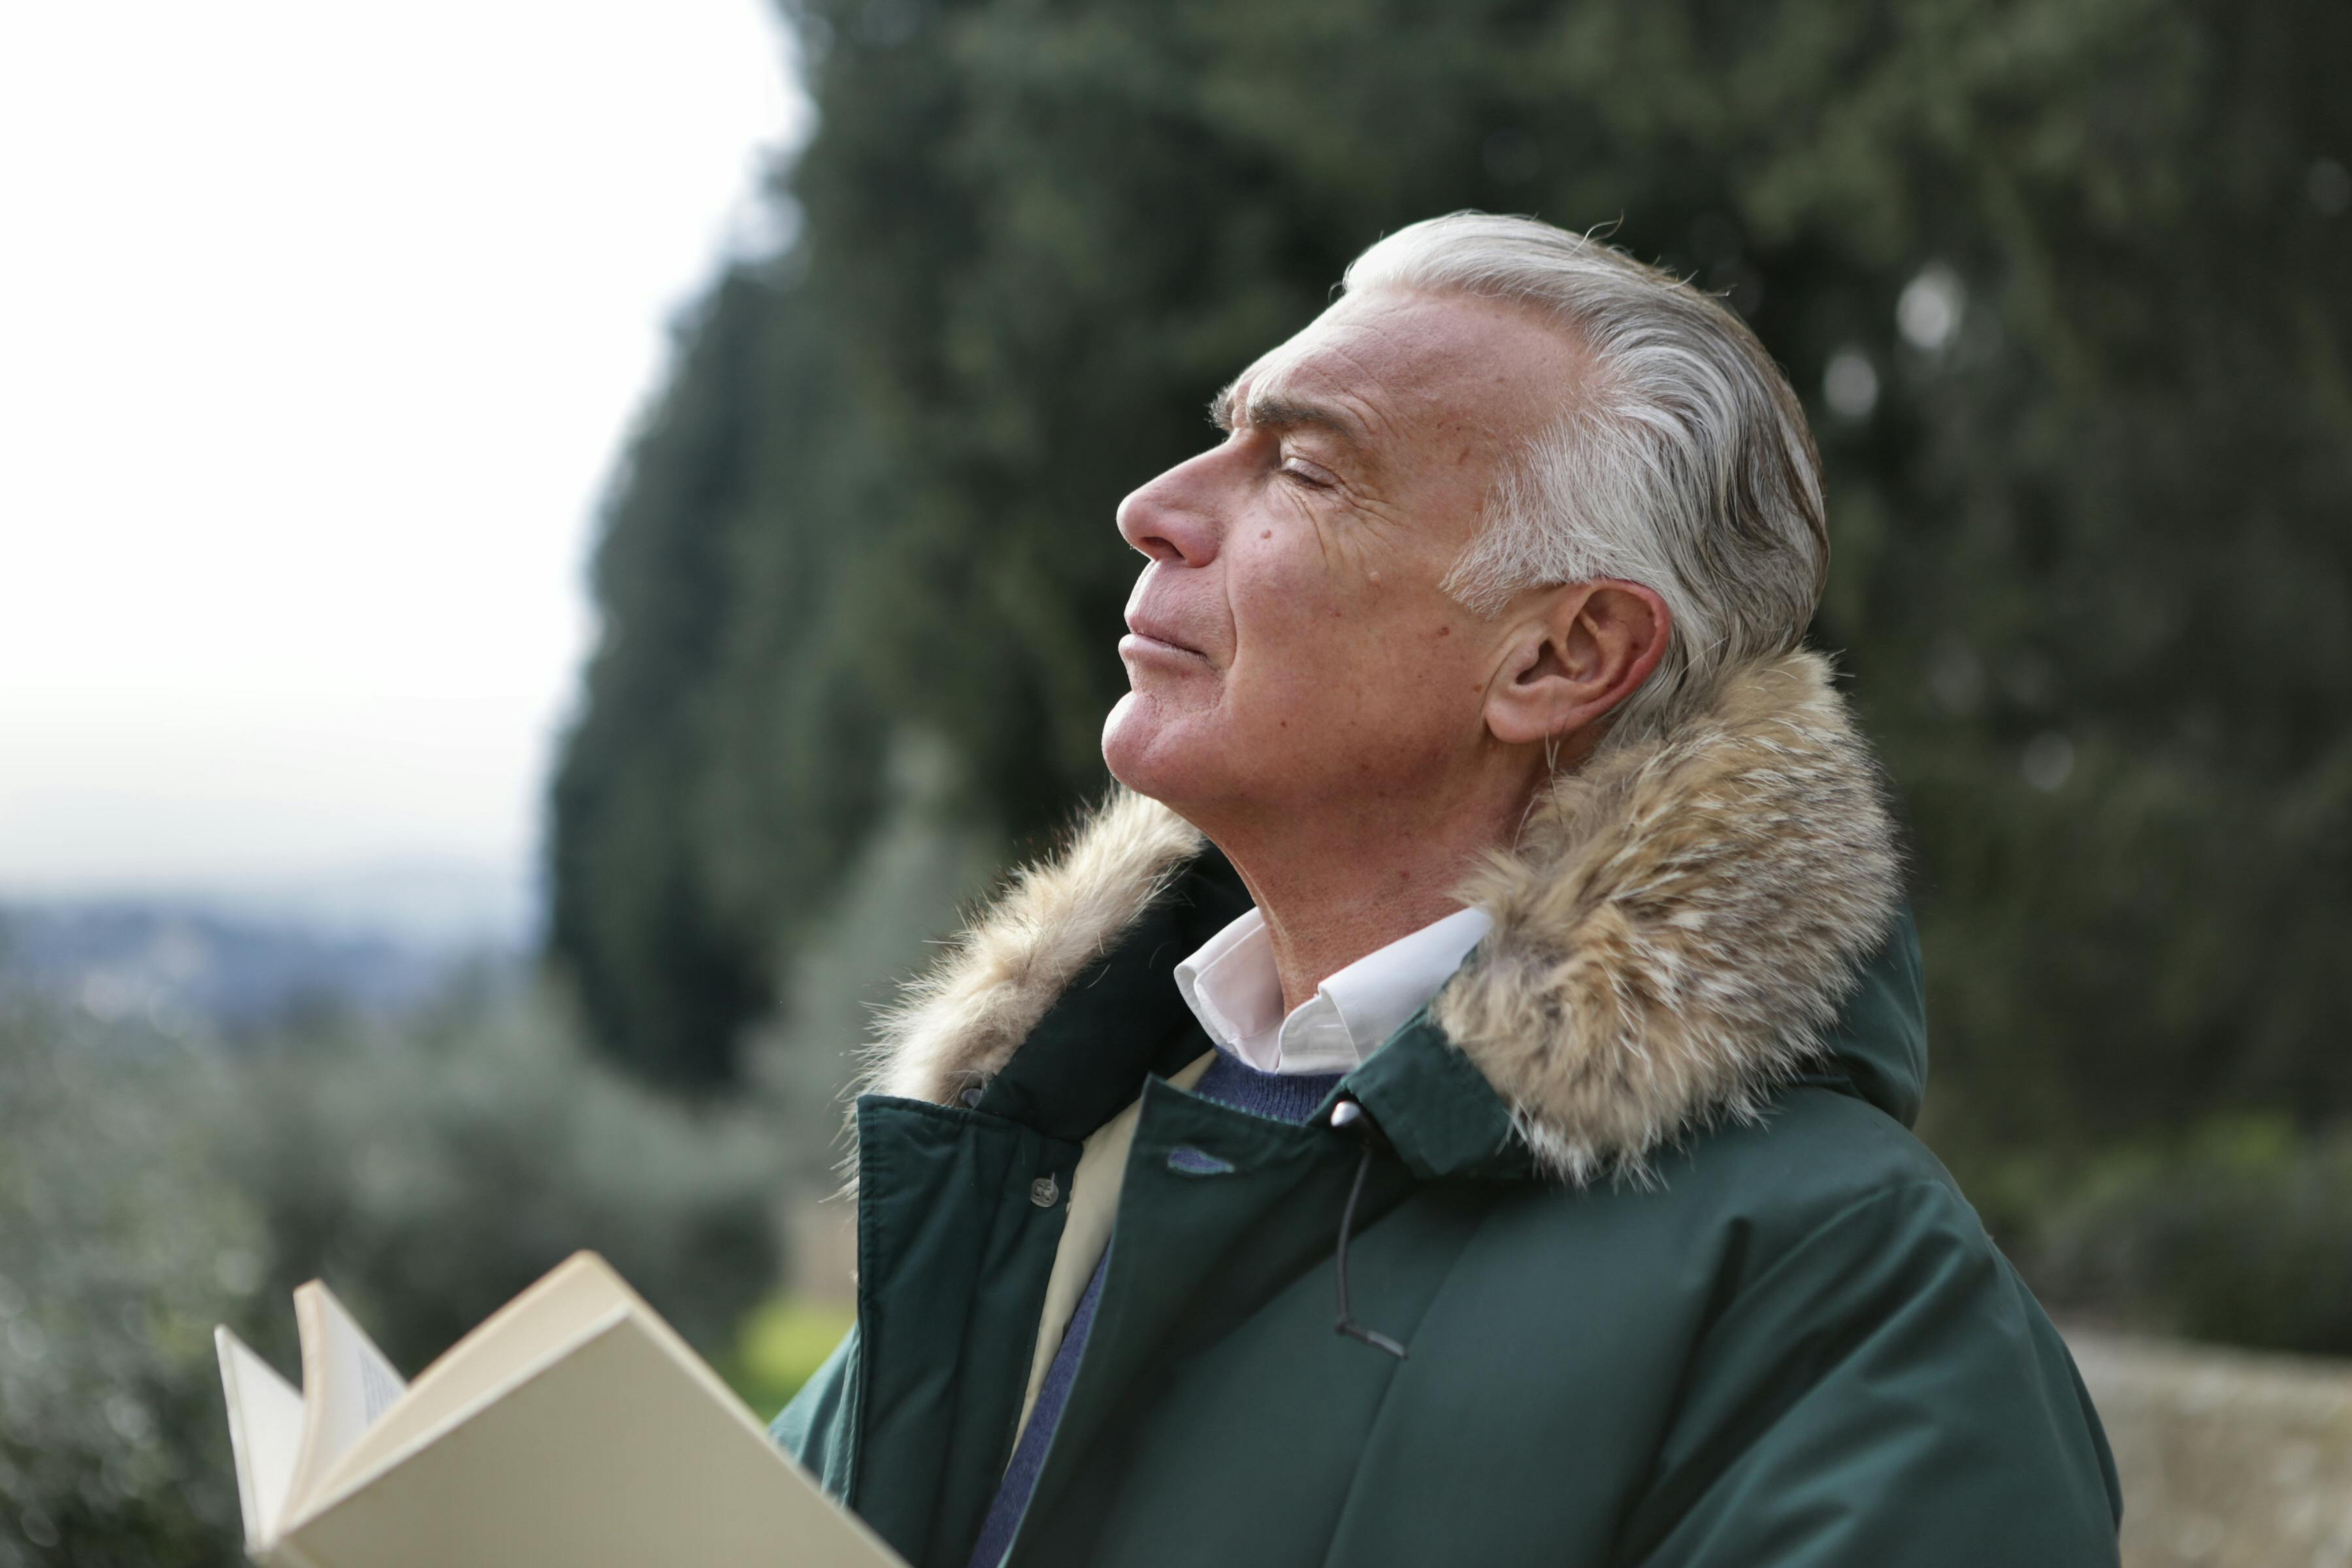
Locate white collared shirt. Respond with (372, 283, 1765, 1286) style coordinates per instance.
(1173, 904, 1493, 1075)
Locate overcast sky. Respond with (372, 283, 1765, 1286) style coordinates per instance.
(0, 1, 804, 912)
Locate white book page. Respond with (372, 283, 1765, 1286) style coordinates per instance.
(288, 1315, 907, 1568)
(309, 1252, 636, 1507)
(281, 1281, 408, 1521)
(214, 1328, 307, 1552)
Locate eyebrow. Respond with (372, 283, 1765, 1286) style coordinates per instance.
(1207, 380, 1371, 448)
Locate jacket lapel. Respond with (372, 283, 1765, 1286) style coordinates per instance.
(1007, 1079, 1422, 1565)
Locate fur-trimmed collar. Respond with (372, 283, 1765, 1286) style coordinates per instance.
(859, 649, 1901, 1185)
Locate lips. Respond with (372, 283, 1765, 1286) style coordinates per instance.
(1122, 612, 1206, 659)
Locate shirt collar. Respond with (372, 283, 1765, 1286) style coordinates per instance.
(1173, 904, 1493, 1075)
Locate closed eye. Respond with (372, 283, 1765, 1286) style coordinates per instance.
(1279, 454, 1339, 489)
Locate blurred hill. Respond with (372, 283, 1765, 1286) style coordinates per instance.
(0, 898, 517, 1036)
(0, 862, 530, 1035)
(184, 858, 536, 950)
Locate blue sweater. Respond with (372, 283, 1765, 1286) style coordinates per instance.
(963, 1054, 1343, 1568)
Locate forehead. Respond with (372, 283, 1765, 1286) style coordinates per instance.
(1224, 287, 1585, 456)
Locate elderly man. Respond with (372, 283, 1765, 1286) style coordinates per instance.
(772, 213, 2122, 1567)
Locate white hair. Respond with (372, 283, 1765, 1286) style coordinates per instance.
(1342, 212, 1829, 740)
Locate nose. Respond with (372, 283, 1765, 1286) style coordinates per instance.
(1115, 449, 1222, 566)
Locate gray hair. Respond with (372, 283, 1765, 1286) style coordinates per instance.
(1341, 212, 1828, 740)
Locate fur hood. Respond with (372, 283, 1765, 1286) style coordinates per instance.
(860, 649, 1902, 1184)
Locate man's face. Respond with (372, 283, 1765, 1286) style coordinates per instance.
(1102, 287, 1585, 822)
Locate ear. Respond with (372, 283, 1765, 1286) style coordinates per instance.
(1483, 580, 1671, 748)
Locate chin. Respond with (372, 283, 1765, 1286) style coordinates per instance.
(1101, 696, 1215, 806)
(1100, 696, 1165, 794)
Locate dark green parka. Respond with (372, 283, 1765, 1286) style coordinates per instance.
(773, 651, 2122, 1567)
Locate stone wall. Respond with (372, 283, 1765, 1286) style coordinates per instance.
(2069, 1331, 2352, 1568)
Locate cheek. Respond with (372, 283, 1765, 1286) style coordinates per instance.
(1232, 566, 1479, 740)
(1219, 525, 1308, 640)
(1228, 544, 1356, 691)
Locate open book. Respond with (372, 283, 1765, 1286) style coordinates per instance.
(213, 1251, 904, 1567)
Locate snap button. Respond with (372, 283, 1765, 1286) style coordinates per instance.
(1029, 1175, 1061, 1209)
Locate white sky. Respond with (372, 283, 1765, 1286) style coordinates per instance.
(0, 1, 805, 904)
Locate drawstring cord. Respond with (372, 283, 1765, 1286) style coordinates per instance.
(1329, 1098, 1408, 1359)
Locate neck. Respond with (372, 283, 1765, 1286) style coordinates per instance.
(1200, 760, 1543, 1014)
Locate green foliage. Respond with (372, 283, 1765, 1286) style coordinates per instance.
(2021, 1118, 2352, 1356)
(0, 987, 785, 1565)
(742, 730, 1009, 1184)
(0, 996, 253, 1567)
(723, 1294, 858, 1420)
(550, 275, 892, 1090)
(553, 0, 2351, 1160)
(222, 985, 783, 1373)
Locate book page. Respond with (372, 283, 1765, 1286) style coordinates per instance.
(308, 1252, 636, 1507)
(214, 1328, 307, 1552)
(288, 1313, 906, 1568)
(281, 1281, 408, 1520)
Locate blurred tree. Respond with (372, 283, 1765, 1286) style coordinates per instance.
(225, 986, 783, 1371)
(550, 274, 890, 1090)
(0, 997, 253, 1567)
(0, 985, 786, 1566)
(549, 0, 2351, 1175)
